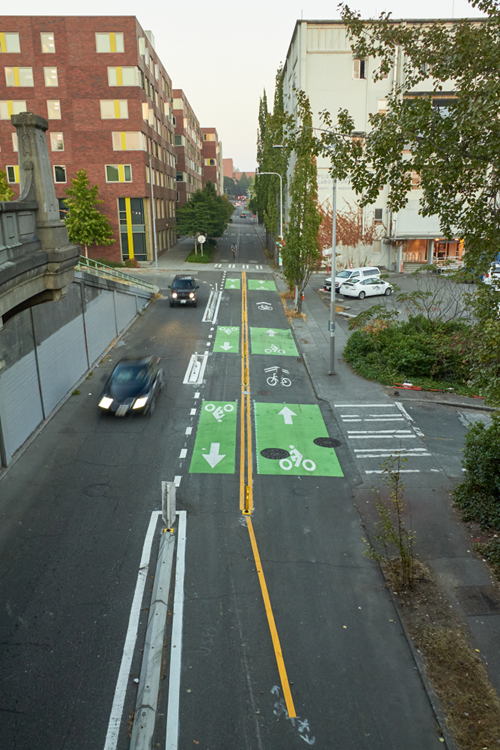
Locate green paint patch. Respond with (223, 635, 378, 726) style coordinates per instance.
(254, 403, 343, 477)
(248, 279, 276, 292)
(190, 401, 237, 474)
(213, 326, 240, 354)
(250, 327, 298, 357)
(225, 278, 241, 290)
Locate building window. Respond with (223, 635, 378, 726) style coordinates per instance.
(154, 63, 159, 80)
(373, 240, 382, 253)
(44, 67, 58, 87)
(50, 132, 64, 151)
(119, 197, 147, 261)
(176, 172, 184, 182)
(174, 134, 183, 146)
(138, 37, 146, 56)
(204, 158, 216, 166)
(96, 32, 124, 53)
(0, 32, 20, 53)
(6, 165, 19, 183)
(353, 58, 366, 79)
(411, 172, 421, 190)
(106, 164, 132, 182)
(100, 99, 128, 119)
(378, 99, 387, 114)
(53, 165, 66, 183)
(58, 197, 67, 220)
(112, 131, 145, 151)
(12, 132, 17, 151)
(41, 32, 55, 53)
(5, 67, 34, 87)
(107, 66, 138, 87)
(47, 100, 61, 119)
(0, 100, 26, 119)
(142, 102, 148, 120)
(374, 208, 383, 224)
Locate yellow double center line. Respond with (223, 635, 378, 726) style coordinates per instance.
(239, 270, 296, 719)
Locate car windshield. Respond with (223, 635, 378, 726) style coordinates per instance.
(173, 279, 194, 290)
(338, 271, 351, 278)
(112, 364, 148, 385)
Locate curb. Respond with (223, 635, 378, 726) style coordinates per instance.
(130, 528, 176, 750)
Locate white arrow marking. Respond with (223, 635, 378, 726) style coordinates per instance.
(219, 342, 233, 351)
(266, 329, 277, 337)
(278, 407, 296, 425)
(202, 443, 226, 467)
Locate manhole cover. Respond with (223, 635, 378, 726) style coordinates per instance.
(83, 484, 111, 498)
(258, 390, 272, 396)
(314, 437, 341, 448)
(261, 448, 290, 460)
(455, 585, 500, 616)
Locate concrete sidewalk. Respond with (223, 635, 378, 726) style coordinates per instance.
(274, 270, 500, 707)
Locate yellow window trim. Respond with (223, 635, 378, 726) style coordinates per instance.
(116, 67, 122, 86)
(110, 33, 116, 53)
(118, 164, 125, 182)
(7, 100, 13, 117)
(125, 197, 134, 258)
(120, 132, 126, 150)
(13, 67, 20, 87)
(0, 33, 6, 53)
(114, 99, 120, 119)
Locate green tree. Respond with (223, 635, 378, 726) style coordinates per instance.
(316, 1, 500, 403)
(282, 97, 322, 314)
(224, 176, 238, 197)
(176, 181, 234, 253)
(64, 169, 114, 258)
(0, 169, 14, 201)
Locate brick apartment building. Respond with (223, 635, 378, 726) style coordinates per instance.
(201, 127, 223, 195)
(173, 89, 202, 206)
(0, 16, 177, 263)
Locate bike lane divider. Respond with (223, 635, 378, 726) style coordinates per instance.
(224, 278, 241, 290)
(254, 403, 344, 477)
(213, 326, 240, 354)
(189, 401, 237, 474)
(247, 279, 277, 292)
(250, 327, 298, 357)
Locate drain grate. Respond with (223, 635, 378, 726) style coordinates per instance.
(261, 448, 290, 460)
(455, 585, 500, 616)
(314, 437, 341, 448)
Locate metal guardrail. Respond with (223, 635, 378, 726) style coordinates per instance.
(75, 256, 155, 293)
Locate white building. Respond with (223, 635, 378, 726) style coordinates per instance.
(282, 20, 461, 271)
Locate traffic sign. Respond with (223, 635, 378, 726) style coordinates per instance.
(190, 401, 237, 474)
(254, 403, 343, 477)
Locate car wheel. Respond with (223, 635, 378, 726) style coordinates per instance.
(385, 287, 392, 296)
(358, 291, 366, 300)
(169, 300, 174, 307)
(193, 300, 197, 308)
(147, 396, 156, 417)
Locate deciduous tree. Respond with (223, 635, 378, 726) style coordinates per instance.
(64, 169, 114, 258)
(0, 169, 14, 201)
(176, 181, 233, 253)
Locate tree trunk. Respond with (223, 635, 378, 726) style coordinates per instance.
(84, 244, 88, 258)
(194, 235, 198, 256)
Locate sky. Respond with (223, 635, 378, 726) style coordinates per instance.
(15, 0, 484, 171)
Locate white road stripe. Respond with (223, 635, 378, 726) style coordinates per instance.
(174, 476, 182, 487)
(357, 452, 432, 458)
(394, 401, 414, 421)
(355, 447, 428, 453)
(165, 510, 187, 750)
(349, 435, 417, 439)
(366, 469, 422, 474)
(347, 429, 413, 435)
(185, 427, 192, 435)
(342, 418, 404, 422)
(194, 392, 200, 399)
(335, 403, 395, 407)
(190, 409, 196, 415)
(103, 511, 161, 750)
(179, 449, 187, 459)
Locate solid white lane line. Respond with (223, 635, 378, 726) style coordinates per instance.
(355, 447, 428, 452)
(197, 352, 209, 383)
(342, 418, 404, 422)
(179, 449, 187, 459)
(366, 469, 422, 474)
(349, 435, 417, 439)
(357, 453, 432, 458)
(394, 401, 414, 421)
(103, 511, 161, 750)
(347, 429, 413, 434)
(335, 403, 394, 407)
(174, 476, 182, 487)
(165, 510, 187, 750)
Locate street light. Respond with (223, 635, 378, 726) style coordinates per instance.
(257, 171, 283, 262)
(144, 140, 158, 269)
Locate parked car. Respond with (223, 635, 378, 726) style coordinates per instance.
(340, 277, 393, 300)
(324, 266, 381, 293)
(483, 263, 500, 287)
(168, 275, 199, 307)
(240, 213, 247, 218)
(99, 357, 164, 417)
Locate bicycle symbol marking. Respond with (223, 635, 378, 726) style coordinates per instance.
(265, 344, 286, 354)
(279, 445, 316, 472)
(256, 301, 273, 311)
(218, 326, 238, 335)
(204, 403, 235, 422)
(264, 366, 291, 387)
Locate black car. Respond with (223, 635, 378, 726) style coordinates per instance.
(168, 275, 199, 307)
(98, 357, 164, 417)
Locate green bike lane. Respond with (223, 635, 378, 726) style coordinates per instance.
(181, 271, 443, 749)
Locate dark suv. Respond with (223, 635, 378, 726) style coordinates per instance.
(168, 275, 199, 307)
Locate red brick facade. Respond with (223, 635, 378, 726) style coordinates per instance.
(0, 16, 177, 262)
(173, 89, 202, 206)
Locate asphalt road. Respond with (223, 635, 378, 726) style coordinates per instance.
(0, 215, 451, 749)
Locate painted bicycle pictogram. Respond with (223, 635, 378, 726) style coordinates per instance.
(204, 402, 235, 422)
(264, 366, 291, 387)
(265, 344, 286, 354)
(279, 445, 316, 472)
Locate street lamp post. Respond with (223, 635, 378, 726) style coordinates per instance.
(257, 171, 283, 263)
(145, 142, 158, 269)
(329, 176, 337, 375)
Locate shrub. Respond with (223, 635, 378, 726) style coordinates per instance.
(454, 414, 500, 528)
(186, 244, 215, 264)
(94, 257, 125, 268)
(124, 258, 139, 268)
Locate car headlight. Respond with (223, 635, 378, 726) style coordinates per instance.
(189, 292, 195, 298)
(133, 396, 148, 409)
(99, 396, 113, 409)
(172, 292, 177, 298)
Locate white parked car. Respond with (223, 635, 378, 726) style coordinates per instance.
(324, 266, 381, 293)
(340, 277, 393, 299)
(483, 263, 500, 288)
